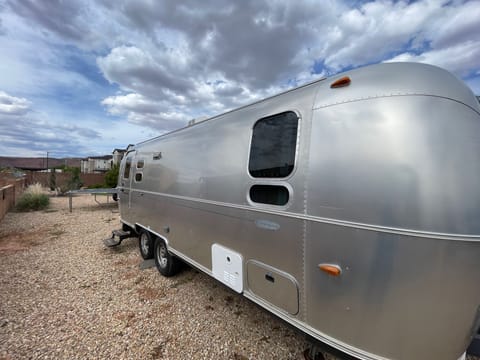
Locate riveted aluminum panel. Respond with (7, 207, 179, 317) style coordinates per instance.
(308, 96, 480, 234)
(305, 222, 480, 360)
(305, 94, 480, 360)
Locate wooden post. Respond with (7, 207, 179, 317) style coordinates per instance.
(69, 193, 72, 213)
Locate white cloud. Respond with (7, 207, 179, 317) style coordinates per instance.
(101, 92, 190, 131)
(321, 0, 445, 70)
(0, 112, 101, 157)
(97, 45, 193, 98)
(1, 0, 479, 157)
(427, 0, 480, 49)
(0, 10, 104, 99)
(0, 91, 31, 115)
(0, 90, 104, 157)
(102, 93, 164, 115)
(385, 40, 480, 77)
(95, 0, 480, 125)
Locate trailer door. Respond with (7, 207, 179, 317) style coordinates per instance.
(119, 152, 134, 220)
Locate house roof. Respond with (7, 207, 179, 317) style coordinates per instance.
(0, 157, 81, 170)
(85, 155, 112, 160)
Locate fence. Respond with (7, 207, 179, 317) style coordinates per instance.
(0, 172, 107, 222)
(25, 172, 106, 188)
(0, 177, 26, 222)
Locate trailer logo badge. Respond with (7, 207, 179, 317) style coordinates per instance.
(255, 219, 280, 231)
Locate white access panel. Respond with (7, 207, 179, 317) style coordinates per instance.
(211, 244, 243, 293)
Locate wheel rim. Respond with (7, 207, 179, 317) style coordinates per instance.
(158, 244, 168, 268)
(140, 233, 149, 254)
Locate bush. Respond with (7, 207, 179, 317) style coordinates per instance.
(16, 183, 50, 212)
(88, 183, 105, 189)
(104, 164, 119, 188)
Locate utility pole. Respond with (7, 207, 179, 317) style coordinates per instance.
(46, 152, 49, 172)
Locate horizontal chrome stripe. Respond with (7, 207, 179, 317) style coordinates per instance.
(124, 188, 480, 242)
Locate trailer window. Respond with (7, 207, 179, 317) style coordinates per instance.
(136, 159, 144, 169)
(123, 158, 132, 179)
(249, 111, 298, 178)
(135, 173, 143, 182)
(250, 185, 289, 206)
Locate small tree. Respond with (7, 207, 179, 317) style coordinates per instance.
(49, 168, 56, 190)
(55, 166, 82, 194)
(105, 164, 119, 188)
(67, 166, 82, 190)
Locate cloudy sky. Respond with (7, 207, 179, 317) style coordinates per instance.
(0, 0, 479, 158)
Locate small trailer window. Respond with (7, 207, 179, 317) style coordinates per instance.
(249, 111, 298, 178)
(137, 159, 144, 169)
(123, 158, 132, 179)
(250, 185, 289, 206)
(135, 173, 143, 182)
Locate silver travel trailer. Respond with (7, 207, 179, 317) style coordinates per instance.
(113, 63, 480, 360)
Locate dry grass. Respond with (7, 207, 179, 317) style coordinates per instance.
(15, 183, 50, 212)
(24, 183, 46, 195)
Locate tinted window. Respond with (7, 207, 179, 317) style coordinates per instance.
(250, 185, 289, 206)
(123, 158, 132, 179)
(137, 159, 144, 169)
(135, 173, 143, 182)
(249, 111, 298, 178)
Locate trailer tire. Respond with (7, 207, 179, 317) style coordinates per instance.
(139, 230, 154, 260)
(154, 238, 180, 277)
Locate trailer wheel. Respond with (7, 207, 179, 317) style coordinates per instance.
(154, 238, 180, 277)
(138, 231, 154, 259)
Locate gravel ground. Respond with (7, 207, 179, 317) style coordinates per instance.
(0, 196, 317, 360)
(0, 195, 478, 360)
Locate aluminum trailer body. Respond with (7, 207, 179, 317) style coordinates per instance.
(117, 62, 480, 360)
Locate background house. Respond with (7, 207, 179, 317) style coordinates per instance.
(80, 148, 127, 174)
(112, 148, 126, 166)
(80, 155, 113, 174)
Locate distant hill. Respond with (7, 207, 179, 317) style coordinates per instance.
(0, 156, 82, 170)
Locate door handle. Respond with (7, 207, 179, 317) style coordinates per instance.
(265, 273, 275, 283)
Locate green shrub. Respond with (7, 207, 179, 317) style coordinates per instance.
(105, 164, 119, 188)
(88, 183, 105, 189)
(16, 183, 50, 211)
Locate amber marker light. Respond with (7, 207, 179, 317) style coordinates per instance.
(330, 76, 351, 88)
(318, 264, 342, 276)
